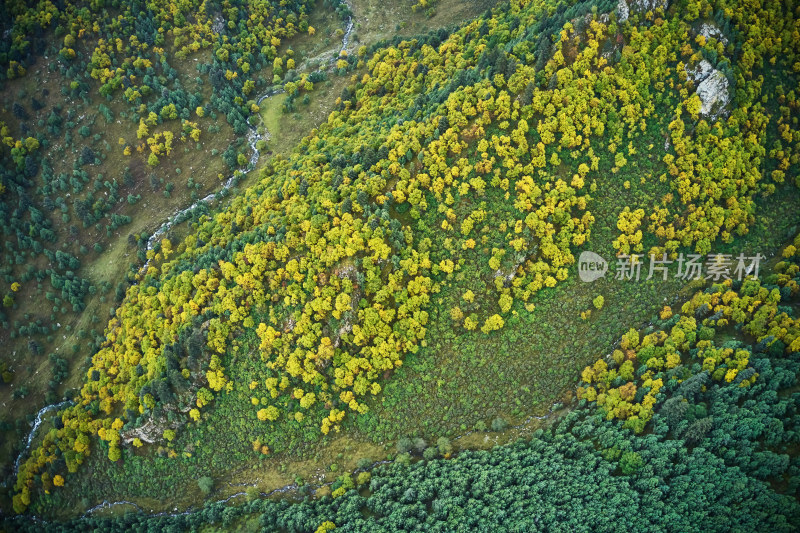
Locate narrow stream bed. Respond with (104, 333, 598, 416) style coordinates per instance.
(12, 5, 358, 520)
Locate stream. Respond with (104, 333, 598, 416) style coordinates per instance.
(10, 81, 279, 479)
(11, 4, 357, 519)
(9, 0, 785, 521)
(141, 91, 272, 268)
(143, 5, 355, 265)
(12, 400, 73, 475)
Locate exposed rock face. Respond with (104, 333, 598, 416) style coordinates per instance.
(617, 0, 668, 23)
(682, 21, 732, 120)
(122, 419, 160, 444)
(699, 22, 728, 45)
(684, 58, 731, 119)
(617, 0, 630, 22)
(212, 14, 225, 34)
(632, 0, 669, 11)
(685, 59, 714, 83)
(696, 70, 730, 119)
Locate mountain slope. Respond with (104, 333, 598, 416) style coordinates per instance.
(11, 0, 800, 515)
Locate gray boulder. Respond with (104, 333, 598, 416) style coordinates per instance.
(696, 69, 730, 119)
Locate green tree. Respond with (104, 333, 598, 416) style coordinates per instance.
(198, 476, 214, 496)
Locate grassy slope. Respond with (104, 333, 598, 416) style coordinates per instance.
(38, 4, 800, 520)
(2, 0, 503, 517)
(0, 46, 237, 465)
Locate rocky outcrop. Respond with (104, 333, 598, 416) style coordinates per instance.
(212, 14, 225, 34)
(632, 0, 669, 11)
(696, 70, 730, 119)
(685, 59, 714, 83)
(699, 22, 728, 45)
(617, 0, 630, 22)
(681, 20, 732, 120)
(121, 419, 161, 444)
(617, 0, 669, 21)
(684, 57, 731, 120)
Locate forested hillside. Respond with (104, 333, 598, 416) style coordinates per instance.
(10, 235, 800, 532)
(2, 0, 800, 526)
(0, 0, 351, 464)
(0, 0, 363, 513)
